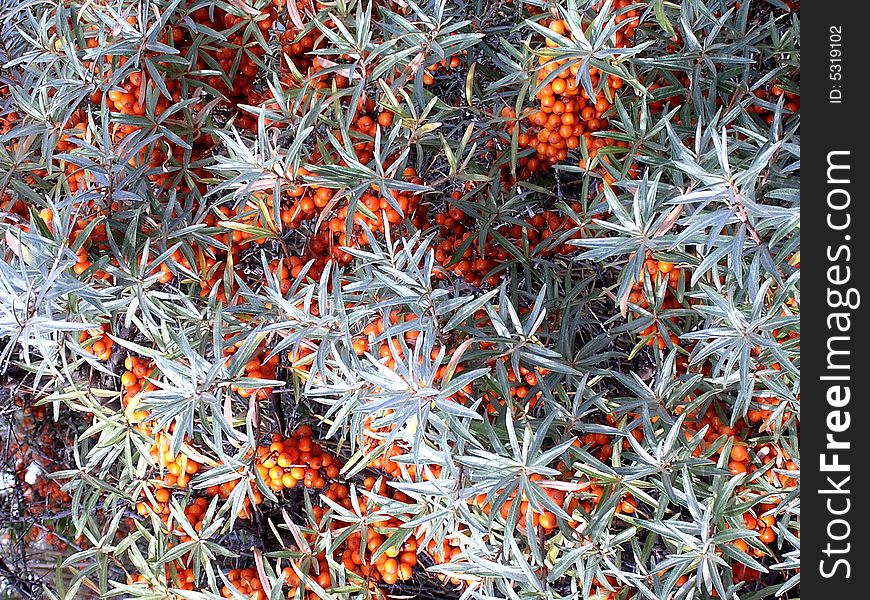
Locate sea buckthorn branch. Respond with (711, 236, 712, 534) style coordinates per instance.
(0, 0, 799, 598)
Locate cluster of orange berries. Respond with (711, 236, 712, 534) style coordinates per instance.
(150, 431, 201, 486)
(471, 482, 564, 532)
(628, 254, 688, 348)
(196, 9, 270, 102)
(429, 191, 586, 286)
(749, 81, 801, 126)
(127, 562, 197, 593)
(34, 110, 112, 262)
(79, 322, 114, 360)
(38, 202, 110, 279)
(274, 1, 455, 93)
(277, 25, 322, 88)
(248, 419, 443, 593)
(0, 99, 16, 135)
(92, 8, 268, 118)
(16, 526, 69, 552)
(215, 463, 426, 597)
(324, 477, 419, 587)
(726, 499, 788, 584)
(677, 403, 795, 563)
(225, 342, 281, 400)
(53, 6, 299, 300)
(502, 8, 641, 183)
(680, 405, 754, 469)
(287, 173, 426, 258)
(422, 49, 467, 85)
(132, 425, 336, 530)
(121, 355, 208, 521)
(739, 504, 783, 549)
(221, 567, 269, 600)
(321, 105, 428, 227)
(363, 430, 443, 484)
(185, 105, 430, 298)
(176, 497, 210, 544)
(121, 355, 157, 419)
(135, 434, 203, 519)
(84, 15, 187, 108)
(577, 425, 645, 462)
(273, 0, 376, 93)
(14, 14, 200, 290)
(352, 311, 461, 371)
(562, 395, 793, 588)
(254, 427, 341, 493)
(82, 19, 211, 196)
(747, 394, 793, 429)
(179, 427, 337, 522)
(48, 110, 92, 193)
(424, 539, 466, 586)
(355, 309, 400, 355)
(477, 354, 551, 415)
(124, 422, 348, 597)
(464, 474, 639, 592)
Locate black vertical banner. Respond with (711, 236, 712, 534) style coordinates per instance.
(803, 2, 868, 596)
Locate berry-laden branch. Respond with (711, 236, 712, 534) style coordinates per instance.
(0, 1, 799, 599)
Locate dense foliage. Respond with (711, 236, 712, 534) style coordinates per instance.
(0, 0, 799, 599)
